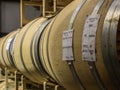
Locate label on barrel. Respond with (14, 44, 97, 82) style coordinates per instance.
(62, 29, 74, 61)
(6, 38, 13, 50)
(82, 14, 100, 62)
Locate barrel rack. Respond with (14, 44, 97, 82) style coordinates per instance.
(20, 0, 58, 27)
(0, 68, 21, 90)
(0, 67, 60, 90)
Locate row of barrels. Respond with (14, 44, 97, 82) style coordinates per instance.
(0, 0, 120, 90)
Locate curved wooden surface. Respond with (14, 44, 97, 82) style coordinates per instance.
(0, 0, 119, 90)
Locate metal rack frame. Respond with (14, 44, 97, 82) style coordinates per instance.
(20, 0, 57, 27)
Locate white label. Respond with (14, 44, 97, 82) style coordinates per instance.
(82, 14, 100, 61)
(6, 38, 13, 50)
(62, 29, 74, 61)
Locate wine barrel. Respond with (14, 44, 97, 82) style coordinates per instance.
(0, 0, 120, 90)
(40, 0, 119, 90)
(13, 17, 57, 85)
(0, 31, 18, 71)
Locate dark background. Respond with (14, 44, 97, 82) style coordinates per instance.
(0, 0, 40, 37)
(0, 0, 19, 37)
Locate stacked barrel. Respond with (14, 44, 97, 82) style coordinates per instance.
(0, 0, 120, 90)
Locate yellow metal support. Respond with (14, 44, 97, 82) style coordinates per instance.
(53, 0, 57, 13)
(20, 0, 41, 27)
(42, 0, 46, 17)
(15, 71, 18, 90)
(21, 75, 26, 90)
(43, 82, 47, 90)
(5, 67, 8, 90)
(55, 85, 59, 90)
(20, 0, 24, 27)
(20, 0, 58, 26)
(0, 68, 2, 79)
(23, 1, 42, 6)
